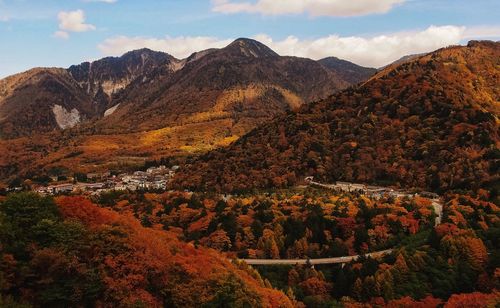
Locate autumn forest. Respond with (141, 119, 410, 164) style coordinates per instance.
(0, 18, 499, 308)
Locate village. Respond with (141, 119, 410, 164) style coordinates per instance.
(33, 165, 180, 196)
(31, 172, 441, 200)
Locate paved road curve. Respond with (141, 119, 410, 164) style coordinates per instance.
(239, 249, 393, 266)
(237, 180, 444, 267)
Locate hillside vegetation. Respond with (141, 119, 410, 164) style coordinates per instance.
(173, 41, 500, 197)
(65, 189, 500, 307)
(0, 193, 292, 307)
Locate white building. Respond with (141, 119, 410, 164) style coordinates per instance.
(48, 184, 74, 194)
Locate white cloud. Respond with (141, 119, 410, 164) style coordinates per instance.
(254, 25, 466, 67)
(98, 35, 233, 58)
(212, 0, 405, 17)
(97, 25, 495, 67)
(54, 9, 95, 39)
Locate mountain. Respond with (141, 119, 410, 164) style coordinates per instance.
(318, 57, 377, 84)
(67, 48, 180, 113)
(94, 38, 349, 134)
(172, 41, 500, 194)
(0, 38, 365, 140)
(0, 49, 176, 139)
(0, 68, 95, 138)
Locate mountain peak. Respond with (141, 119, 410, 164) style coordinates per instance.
(225, 38, 279, 58)
(230, 37, 260, 45)
(67, 46, 177, 99)
(121, 48, 176, 60)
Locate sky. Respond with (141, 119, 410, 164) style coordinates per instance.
(0, 0, 499, 78)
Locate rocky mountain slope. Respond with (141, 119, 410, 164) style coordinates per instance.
(0, 68, 95, 138)
(0, 49, 175, 138)
(68, 48, 179, 113)
(172, 41, 500, 194)
(1, 38, 363, 141)
(94, 38, 349, 134)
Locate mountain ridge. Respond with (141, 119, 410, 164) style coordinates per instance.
(0, 38, 370, 140)
(318, 56, 377, 84)
(95, 38, 349, 134)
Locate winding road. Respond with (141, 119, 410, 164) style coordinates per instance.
(240, 249, 393, 266)
(237, 180, 444, 266)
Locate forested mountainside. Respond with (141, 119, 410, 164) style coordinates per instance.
(172, 41, 500, 197)
(0, 193, 292, 307)
(9, 188, 493, 307)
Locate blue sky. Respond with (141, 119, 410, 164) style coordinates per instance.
(0, 0, 499, 78)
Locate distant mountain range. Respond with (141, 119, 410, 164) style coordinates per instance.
(0, 38, 375, 139)
(172, 41, 500, 194)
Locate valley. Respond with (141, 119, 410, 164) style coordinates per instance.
(0, 31, 498, 307)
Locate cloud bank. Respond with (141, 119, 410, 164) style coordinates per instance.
(98, 25, 497, 68)
(255, 25, 465, 67)
(212, 0, 405, 17)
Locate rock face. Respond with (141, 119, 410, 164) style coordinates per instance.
(0, 38, 370, 140)
(172, 41, 500, 194)
(67, 49, 179, 113)
(52, 105, 81, 129)
(104, 104, 120, 117)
